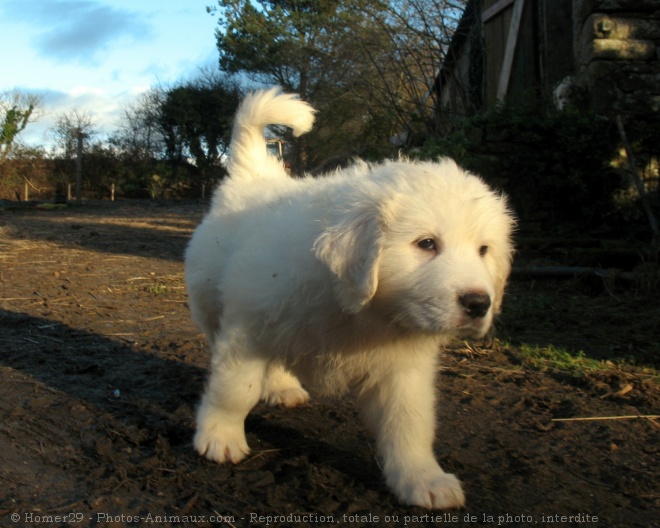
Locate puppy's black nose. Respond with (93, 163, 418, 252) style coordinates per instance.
(459, 292, 491, 319)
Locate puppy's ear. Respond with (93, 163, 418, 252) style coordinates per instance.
(491, 239, 514, 314)
(314, 205, 385, 313)
(492, 261, 509, 314)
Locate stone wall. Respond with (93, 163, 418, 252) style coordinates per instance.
(573, 0, 660, 115)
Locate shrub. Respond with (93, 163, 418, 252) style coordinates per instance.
(422, 104, 626, 228)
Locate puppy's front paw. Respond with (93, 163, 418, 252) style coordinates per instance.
(194, 422, 250, 464)
(264, 387, 310, 408)
(389, 466, 465, 510)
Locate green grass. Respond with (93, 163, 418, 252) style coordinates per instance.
(148, 284, 168, 296)
(498, 279, 660, 372)
(514, 343, 612, 375)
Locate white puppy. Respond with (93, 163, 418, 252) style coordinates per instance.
(185, 89, 514, 509)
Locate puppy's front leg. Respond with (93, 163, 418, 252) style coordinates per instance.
(194, 333, 265, 464)
(358, 355, 465, 510)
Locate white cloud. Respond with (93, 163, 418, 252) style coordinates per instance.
(14, 86, 137, 148)
(3, 0, 152, 65)
(1, 0, 220, 149)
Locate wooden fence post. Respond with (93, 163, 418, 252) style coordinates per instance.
(75, 128, 83, 205)
(496, 0, 525, 101)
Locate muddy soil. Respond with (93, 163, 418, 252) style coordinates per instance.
(0, 202, 658, 528)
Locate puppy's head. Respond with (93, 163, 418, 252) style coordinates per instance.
(314, 159, 514, 338)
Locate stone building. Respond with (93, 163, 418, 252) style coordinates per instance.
(433, 0, 659, 228)
(574, 0, 660, 115)
(436, 0, 660, 117)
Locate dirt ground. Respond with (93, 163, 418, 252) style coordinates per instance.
(0, 202, 658, 528)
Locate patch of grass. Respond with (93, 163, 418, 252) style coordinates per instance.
(499, 280, 660, 371)
(148, 284, 168, 296)
(514, 343, 611, 375)
(500, 342, 660, 384)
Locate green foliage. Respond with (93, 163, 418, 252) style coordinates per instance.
(1, 106, 32, 150)
(108, 73, 240, 197)
(214, 0, 353, 94)
(210, 0, 465, 167)
(1, 91, 40, 165)
(159, 79, 239, 181)
(422, 104, 625, 227)
(212, 0, 380, 168)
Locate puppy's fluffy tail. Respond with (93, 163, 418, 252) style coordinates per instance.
(228, 88, 315, 182)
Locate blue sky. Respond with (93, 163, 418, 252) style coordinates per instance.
(1, 0, 220, 148)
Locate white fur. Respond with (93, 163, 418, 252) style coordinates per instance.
(185, 88, 514, 509)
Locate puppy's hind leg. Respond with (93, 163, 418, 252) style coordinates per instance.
(194, 333, 265, 464)
(261, 363, 310, 408)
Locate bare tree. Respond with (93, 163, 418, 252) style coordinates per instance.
(47, 109, 96, 203)
(48, 109, 96, 159)
(112, 87, 166, 162)
(347, 0, 467, 143)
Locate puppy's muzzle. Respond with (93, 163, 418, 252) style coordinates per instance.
(458, 291, 491, 319)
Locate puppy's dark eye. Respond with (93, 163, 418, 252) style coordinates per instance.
(417, 238, 437, 251)
(479, 245, 489, 257)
